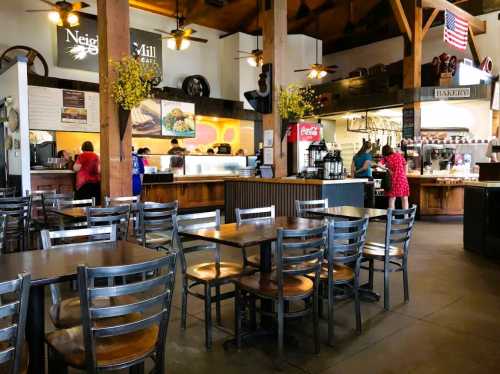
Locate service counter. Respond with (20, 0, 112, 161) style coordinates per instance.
(30, 169, 75, 193)
(224, 177, 367, 222)
(408, 174, 478, 217)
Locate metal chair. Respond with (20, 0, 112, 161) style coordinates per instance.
(46, 252, 177, 374)
(87, 206, 131, 240)
(0, 197, 31, 253)
(235, 224, 326, 367)
(138, 201, 178, 250)
(104, 195, 140, 235)
(0, 273, 31, 374)
(176, 210, 250, 350)
(0, 214, 6, 253)
(361, 205, 417, 310)
(40, 225, 118, 329)
(0, 187, 16, 198)
(323, 216, 369, 346)
(235, 205, 275, 267)
(295, 198, 328, 218)
(57, 197, 95, 209)
(41, 193, 74, 230)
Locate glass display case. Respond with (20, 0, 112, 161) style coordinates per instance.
(144, 155, 248, 176)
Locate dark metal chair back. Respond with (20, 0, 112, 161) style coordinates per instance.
(235, 205, 275, 224)
(384, 205, 417, 255)
(41, 192, 74, 227)
(139, 201, 178, 250)
(104, 195, 140, 234)
(0, 197, 31, 253)
(295, 199, 328, 218)
(327, 217, 369, 266)
(77, 253, 177, 373)
(40, 225, 117, 306)
(0, 215, 6, 253)
(27, 189, 57, 219)
(0, 187, 16, 198)
(0, 273, 30, 374)
(57, 198, 95, 209)
(87, 206, 131, 240)
(176, 210, 221, 274)
(275, 225, 327, 300)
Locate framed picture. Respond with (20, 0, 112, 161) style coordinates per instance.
(131, 99, 161, 136)
(161, 100, 196, 138)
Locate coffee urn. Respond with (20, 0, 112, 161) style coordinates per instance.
(323, 150, 344, 180)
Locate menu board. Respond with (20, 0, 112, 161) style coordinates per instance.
(28, 86, 99, 132)
(161, 100, 196, 138)
(402, 108, 415, 139)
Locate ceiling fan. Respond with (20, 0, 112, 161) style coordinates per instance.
(154, 0, 207, 51)
(235, 0, 263, 67)
(294, 38, 337, 80)
(26, 0, 89, 28)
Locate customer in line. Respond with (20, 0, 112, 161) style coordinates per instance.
(138, 147, 151, 166)
(73, 141, 101, 204)
(168, 138, 185, 155)
(380, 144, 409, 209)
(351, 141, 373, 178)
(207, 148, 215, 155)
(132, 148, 145, 196)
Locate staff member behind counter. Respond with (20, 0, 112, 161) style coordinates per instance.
(486, 127, 500, 162)
(73, 141, 101, 205)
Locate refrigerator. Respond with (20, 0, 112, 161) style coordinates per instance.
(287, 122, 322, 175)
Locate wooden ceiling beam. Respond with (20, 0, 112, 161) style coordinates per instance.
(468, 25, 481, 64)
(128, 0, 174, 17)
(422, 8, 439, 38)
(421, 0, 486, 34)
(389, 0, 412, 42)
(288, 0, 337, 34)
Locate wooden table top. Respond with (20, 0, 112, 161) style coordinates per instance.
(0, 241, 167, 286)
(179, 216, 325, 248)
(49, 207, 89, 218)
(306, 206, 387, 219)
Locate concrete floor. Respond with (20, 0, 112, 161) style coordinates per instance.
(61, 220, 500, 373)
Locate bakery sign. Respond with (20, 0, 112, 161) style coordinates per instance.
(434, 87, 471, 99)
(56, 14, 162, 72)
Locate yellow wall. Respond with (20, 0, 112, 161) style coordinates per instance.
(55, 132, 100, 156)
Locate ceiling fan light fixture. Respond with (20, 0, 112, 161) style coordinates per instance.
(48, 11, 61, 25)
(246, 56, 258, 67)
(307, 69, 318, 79)
(318, 70, 327, 79)
(179, 38, 191, 50)
(67, 13, 79, 27)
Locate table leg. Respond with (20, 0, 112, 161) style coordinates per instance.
(27, 285, 45, 374)
(259, 241, 273, 328)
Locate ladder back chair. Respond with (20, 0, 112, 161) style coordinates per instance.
(86, 205, 131, 240)
(295, 198, 329, 218)
(40, 225, 118, 329)
(104, 195, 140, 236)
(138, 201, 178, 250)
(41, 193, 74, 230)
(0, 197, 31, 253)
(0, 215, 6, 253)
(177, 210, 250, 350)
(361, 205, 417, 310)
(0, 273, 30, 374)
(235, 224, 327, 366)
(323, 217, 369, 346)
(46, 253, 177, 374)
(235, 205, 275, 268)
(0, 187, 16, 198)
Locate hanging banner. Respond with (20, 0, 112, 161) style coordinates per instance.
(56, 14, 162, 72)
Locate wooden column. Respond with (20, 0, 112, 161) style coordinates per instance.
(97, 0, 132, 198)
(402, 0, 422, 138)
(262, 0, 287, 177)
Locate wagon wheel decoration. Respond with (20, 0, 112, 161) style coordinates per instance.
(0, 46, 49, 77)
(182, 75, 210, 97)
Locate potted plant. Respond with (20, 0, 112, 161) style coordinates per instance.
(110, 56, 160, 142)
(278, 84, 322, 141)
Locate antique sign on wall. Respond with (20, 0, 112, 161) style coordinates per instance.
(56, 14, 162, 72)
(434, 87, 471, 99)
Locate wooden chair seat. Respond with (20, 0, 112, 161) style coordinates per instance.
(363, 241, 404, 259)
(186, 261, 245, 282)
(238, 271, 314, 298)
(49, 295, 137, 329)
(0, 341, 28, 374)
(46, 313, 158, 369)
(318, 262, 355, 281)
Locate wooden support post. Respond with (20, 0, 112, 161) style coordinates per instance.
(97, 0, 132, 198)
(262, 0, 287, 177)
(467, 25, 481, 65)
(402, 0, 423, 138)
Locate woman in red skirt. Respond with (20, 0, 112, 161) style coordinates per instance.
(380, 144, 409, 210)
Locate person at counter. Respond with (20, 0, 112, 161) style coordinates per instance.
(351, 141, 373, 178)
(132, 149, 145, 196)
(168, 138, 185, 155)
(57, 149, 74, 170)
(380, 145, 410, 210)
(486, 127, 500, 162)
(138, 147, 151, 166)
(207, 148, 215, 155)
(73, 141, 101, 204)
(236, 149, 245, 156)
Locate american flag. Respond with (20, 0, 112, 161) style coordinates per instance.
(443, 10, 469, 50)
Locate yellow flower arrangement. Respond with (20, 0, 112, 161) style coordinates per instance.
(278, 84, 322, 120)
(110, 56, 160, 111)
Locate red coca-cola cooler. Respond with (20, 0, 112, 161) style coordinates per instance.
(287, 122, 322, 175)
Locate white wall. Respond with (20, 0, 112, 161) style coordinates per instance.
(0, 60, 31, 191)
(324, 11, 500, 80)
(0, 0, 224, 96)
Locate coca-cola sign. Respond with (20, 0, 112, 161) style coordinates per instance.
(287, 122, 321, 142)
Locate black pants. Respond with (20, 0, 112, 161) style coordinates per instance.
(75, 182, 101, 205)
